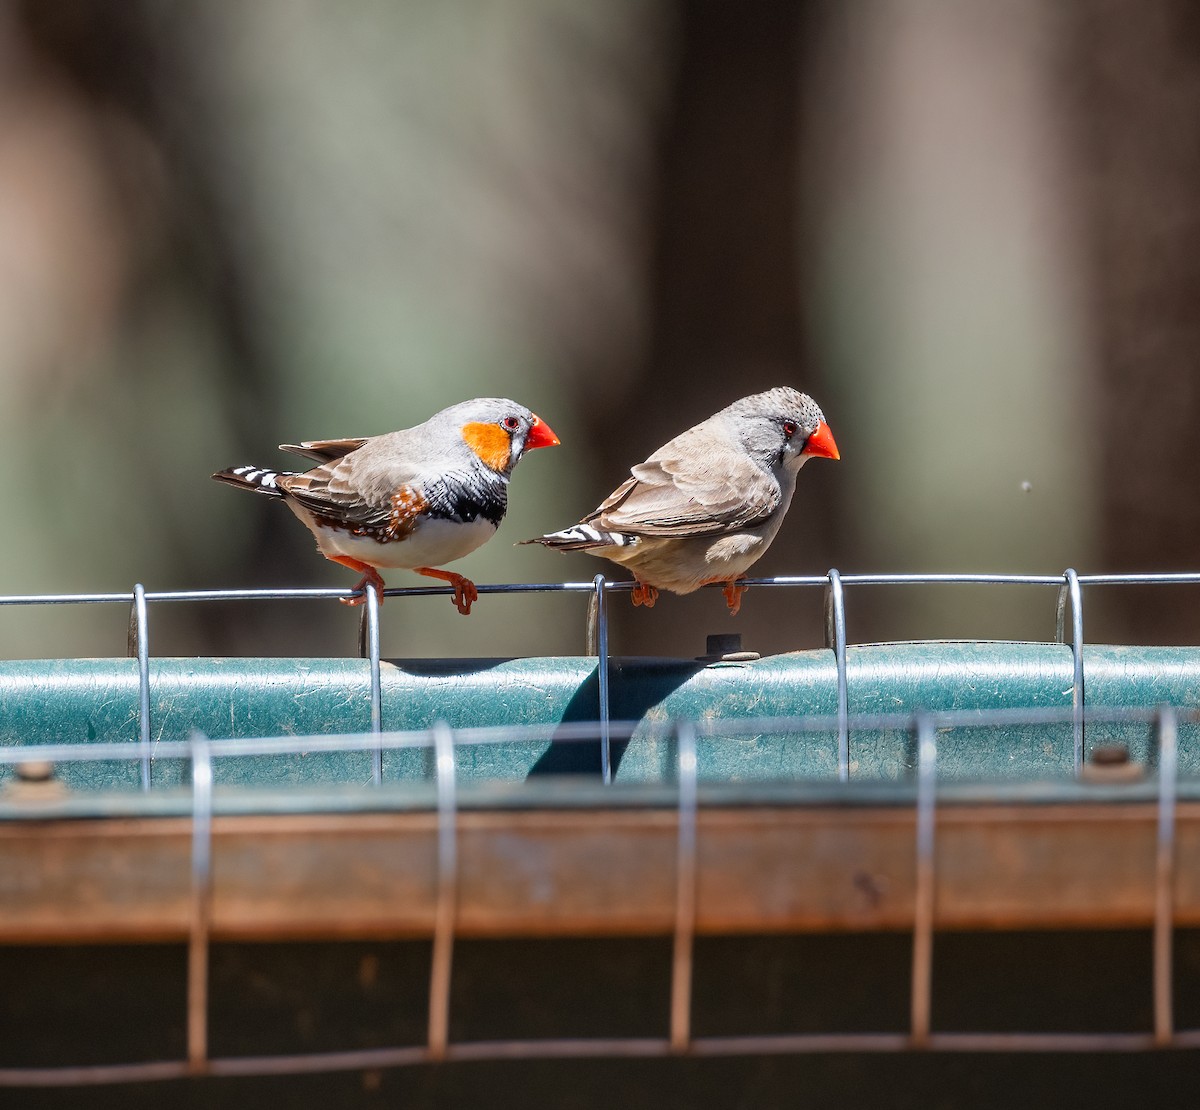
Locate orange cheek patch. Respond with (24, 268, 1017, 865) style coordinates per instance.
(462, 422, 512, 471)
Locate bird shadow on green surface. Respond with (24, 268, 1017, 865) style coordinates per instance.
(527, 659, 705, 779)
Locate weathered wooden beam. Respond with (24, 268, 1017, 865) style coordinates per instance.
(0, 802, 1193, 943)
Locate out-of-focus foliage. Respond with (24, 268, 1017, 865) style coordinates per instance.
(0, 0, 1197, 661)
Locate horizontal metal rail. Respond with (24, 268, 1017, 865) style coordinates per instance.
(10, 568, 1200, 608)
(0, 702, 1194, 769)
(7, 1030, 1200, 1088)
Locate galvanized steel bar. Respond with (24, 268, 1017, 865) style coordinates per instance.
(0, 700, 1196, 771)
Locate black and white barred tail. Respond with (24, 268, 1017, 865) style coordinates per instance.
(211, 465, 295, 498)
(523, 524, 636, 551)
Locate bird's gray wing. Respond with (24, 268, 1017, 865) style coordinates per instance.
(278, 450, 427, 539)
(277, 438, 370, 464)
(587, 425, 781, 537)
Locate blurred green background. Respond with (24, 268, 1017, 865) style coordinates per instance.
(1, 0, 1197, 662)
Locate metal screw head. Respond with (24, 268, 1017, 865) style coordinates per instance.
(5, 760, 65, 800)
(706, 633, 742, 656)
(1091, 743, 1130, 767)
(1081, 742, 1143, 782)
(697, 633, 760, 664)
(15, 760, 55, 783)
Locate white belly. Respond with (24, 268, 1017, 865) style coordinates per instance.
(602, 531, 770, 593)
(290, 504, 498, 570)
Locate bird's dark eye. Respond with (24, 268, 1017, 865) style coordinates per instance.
(502, 416, 521, 432)
(782, 420, 799, 438)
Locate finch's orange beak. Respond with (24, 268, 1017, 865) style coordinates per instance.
(802, 420, 840, 461)
(525, 415, 560, 450)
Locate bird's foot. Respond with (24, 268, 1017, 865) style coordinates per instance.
(631, 581, 659, 608)
(722, 577, 748, 616)
(329, 556, 386, 606)
(699, 575, 748, 616)
(416, 566, 479, 615)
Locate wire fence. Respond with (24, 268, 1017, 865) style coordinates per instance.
(3, 568, 1200, 785)
(2, 570, 1200, 1084)
(0, 704, 1193, 1086)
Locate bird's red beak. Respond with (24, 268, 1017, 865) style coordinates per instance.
(802, 420, 840, 461)
(524, 415, 560, 450)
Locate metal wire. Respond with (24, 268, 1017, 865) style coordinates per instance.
(359, 582, 383, 783)
(1055, 569, 1086, 773)
(823, 569, 849, 781)
(127, 583, 151, 790)
(187, 731, 214, 1074)
(427, 721, 458, 1060)
(1, 699, 1199, 1086)
(5, 568, 1198, 768)
(3, 568, 1195, 612)
(594, 575, 612, 784)
(910, 715, 937, 1047)
(4, 568, 1172, 775)
(1154, 706, 1179, 1046)
(13, 1029, 1200, 1088)
(2, 572, 1200, 1085)
(670, 721, 699, 1052)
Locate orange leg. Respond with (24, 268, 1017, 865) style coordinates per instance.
(631, 581, 659, 608)
(328, 556, 386, 606)
(699, 575, 748, 616)
(415, 566, 479, 616)
(723, 578, 749, 616)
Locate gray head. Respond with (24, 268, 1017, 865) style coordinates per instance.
(425, 397, 560, 474)
(718, 387, 840, 472)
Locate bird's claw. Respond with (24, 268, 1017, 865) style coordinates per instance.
(631, 582, 659, 608)
(340, 570, 387, 606)
(723, 578, 747, 616)
(414, 566, 478, 615)
(450, 575, 478, 616)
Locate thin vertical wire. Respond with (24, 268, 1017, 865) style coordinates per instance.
(670, 721, 699, 1052)
(585, 584, 599, 655)
(1056, 570, 1085, 775)
(187, 731, 214, 1073)
(128, 584, 151, 790)
(364, 583, 383, 784)
(594, 575, 612, 784)
(427, 722, 458, 1060)
(910, 715, 937, 1046)
(824, 569, 849, 781)
(1154, 707, 1179, 1046)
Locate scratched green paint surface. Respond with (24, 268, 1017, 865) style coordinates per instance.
(0, 644, 1197, 792)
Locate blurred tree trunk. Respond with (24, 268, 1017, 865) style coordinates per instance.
(1074, 0, 1200, 642)
(600, 0, 838, 657)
